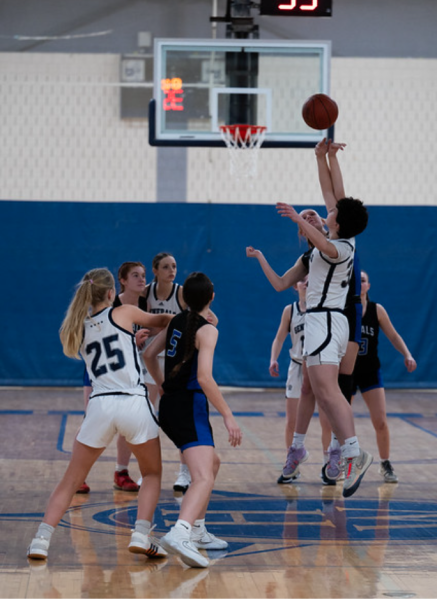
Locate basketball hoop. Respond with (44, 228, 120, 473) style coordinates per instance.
(220, 124, 266, 181)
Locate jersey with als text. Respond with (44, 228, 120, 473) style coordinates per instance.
(306, 238, 355, 311)
(289, 301, 305, 364)
(80, 307, 144, 397)
(354, 301, 381, 375)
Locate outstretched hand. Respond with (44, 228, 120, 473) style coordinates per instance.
(328, 140, 347, 156)
(276, 202, 300, 223)
(314, 137, 329, 157)
(246, 246, 262, 259)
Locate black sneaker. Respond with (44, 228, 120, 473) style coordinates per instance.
(277, 471, 300, 484)
(379, 460, 398, 483)
(320, 463, 336, 486)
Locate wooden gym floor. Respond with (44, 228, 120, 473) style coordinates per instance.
(1, 386, 437, 599)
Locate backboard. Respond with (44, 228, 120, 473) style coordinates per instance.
(149, 38, 333, 148)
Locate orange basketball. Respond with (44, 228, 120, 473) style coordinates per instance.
(302, 94, 338, 130)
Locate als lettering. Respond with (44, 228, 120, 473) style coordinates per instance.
(86, 334, 126, 379)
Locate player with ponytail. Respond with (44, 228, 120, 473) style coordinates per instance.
(144, 272, 242, 569)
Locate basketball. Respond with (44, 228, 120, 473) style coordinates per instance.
(302, 93, 339, 130)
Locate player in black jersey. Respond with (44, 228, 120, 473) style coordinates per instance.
(144, 272, 242, 569)
(352, 271, 417, 483)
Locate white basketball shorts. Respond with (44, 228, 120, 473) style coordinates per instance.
(285, 360, 303, 399)
(303, 311, 349, 367)
(77, 393, 159, 448)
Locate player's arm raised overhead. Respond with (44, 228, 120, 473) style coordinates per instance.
(314, 138, 346, 211)
(327, 139, 347, 200)
(246, 246, 307, 291)
(276, 203, 339, 259)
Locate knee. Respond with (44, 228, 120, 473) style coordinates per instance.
(212, 453, 221, 478)
(374, 419, 389, 434)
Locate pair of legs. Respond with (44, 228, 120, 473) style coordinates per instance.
(82, 385, 139, 491)
(318, 340, 360, 455)
(177, 445, 220, 524)
(146, 380, 190, 488)
(358, 386, 390, 460)
(284, 396, 299, 448)
(41, 435, 162, 529)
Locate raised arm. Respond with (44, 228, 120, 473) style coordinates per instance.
(377, 304, 417, 372)
(246, 246, 308, 291)
(314, 138, 337, 212)
(276, 203, 339, 259)
(269, 304, 292, 378)
(328, 140, 347, 200)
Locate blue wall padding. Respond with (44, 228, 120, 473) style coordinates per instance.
(1, 201, 435, 388)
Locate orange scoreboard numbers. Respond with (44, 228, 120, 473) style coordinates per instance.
(259, 0, 332, 16)
(161, 77, 184, 111)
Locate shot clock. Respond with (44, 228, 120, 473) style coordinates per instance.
(259, 0, 332, 17)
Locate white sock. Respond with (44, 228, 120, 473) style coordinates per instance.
(36, 522, 55, 541)
(175, 519, 191, 536)
(341, 436, 360, 459)
(135, 519, 151, 535)
(323, 451, 329, 464)
(116, 464, 129, 472)
(292, 432, 306, 449)
(329, 433, 340, 451)
(192, 519, 206, 539)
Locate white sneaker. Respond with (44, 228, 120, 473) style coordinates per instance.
(27, 536, 50, 560)
(128, 527, 167, 558)
(160, 526, 209, 568)
(173, 464, 191, 492)
(343, 449, 373, 498)
(191, 528, 228, 550)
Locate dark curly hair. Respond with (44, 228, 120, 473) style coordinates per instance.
(336, 197, 368, 239)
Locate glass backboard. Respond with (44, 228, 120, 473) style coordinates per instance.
(149, 38, 333, 148)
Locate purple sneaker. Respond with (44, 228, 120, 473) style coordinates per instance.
(326, 447, 342, 480)
(282, 445, 309, 478)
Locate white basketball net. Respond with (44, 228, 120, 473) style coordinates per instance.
(220, 124, 266, 181)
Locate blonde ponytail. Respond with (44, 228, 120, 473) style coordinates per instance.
(60, 268, 114, 359)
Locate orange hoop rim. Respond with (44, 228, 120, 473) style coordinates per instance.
(220, 124, 267, 141)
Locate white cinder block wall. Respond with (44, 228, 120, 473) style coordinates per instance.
(1, 53, 436, 205)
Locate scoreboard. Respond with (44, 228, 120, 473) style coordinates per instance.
(259, 0, 332, 17)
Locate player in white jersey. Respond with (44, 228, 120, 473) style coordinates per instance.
(27, 268, 172, 562)
(269, 278, 307, 484)
(277, 168, 372, 497)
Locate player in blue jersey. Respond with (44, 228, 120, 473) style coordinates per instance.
(144, 272, 242, 568)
